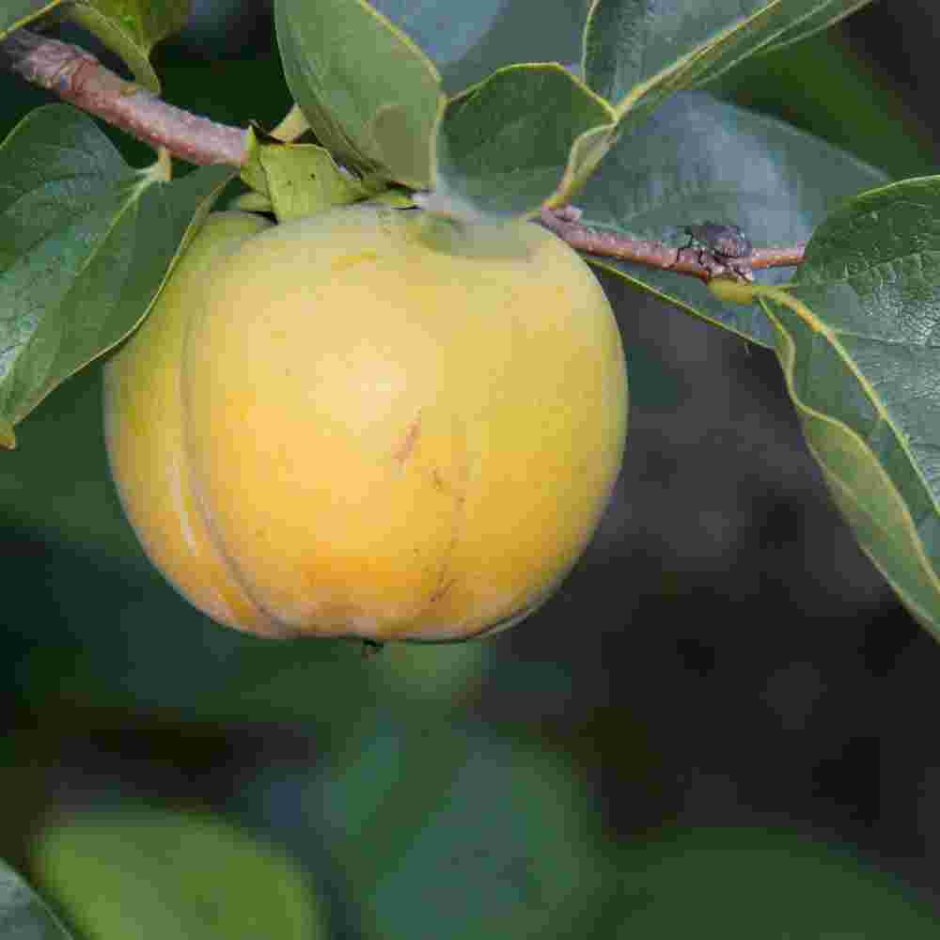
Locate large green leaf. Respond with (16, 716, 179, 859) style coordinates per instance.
(0, 860, 74, 940)
(762, 178, 940, 632)
(583, 0, 872, 124)
(274, 0, 444, 188)
(31, 807, 325, 939)
(433, 63, 614, 218)
(64, 0, 192, 93)
(574, 92, 886, 346)
(0, 1, 67, 38)
(0, 104, 232, 445)
(369, 0, 589, 93)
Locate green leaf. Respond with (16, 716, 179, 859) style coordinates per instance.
(64, 0, 191, 93)
(368, 0, 589, 93)
(433, 63, 614, 218)
(241, 133, 373, 223)
(614, 828, 940, 936)
(0, 1, 67, 38)
(0, 859, 75, 939)
(274, 0, 444, 188)
(583, 0, 873, 124)
(31, 806, 325, 939)
(0, 104, 233, 439)
(575, 93, 886, 346)
(761, 177, 940, 632)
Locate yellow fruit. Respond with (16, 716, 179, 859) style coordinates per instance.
(104, 211, 280, 636)
(104, 205, 627, 641)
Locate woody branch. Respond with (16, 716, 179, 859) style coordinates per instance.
(0, 27, 805, 279)
(0, 28, 247, 166)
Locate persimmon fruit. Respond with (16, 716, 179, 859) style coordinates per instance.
(104, 205, 627, 641)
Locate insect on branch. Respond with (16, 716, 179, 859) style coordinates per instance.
(538, 207, 806, 282)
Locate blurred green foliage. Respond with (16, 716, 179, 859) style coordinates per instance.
(614, 828, 940, 937)
(31, 806, 324, 938)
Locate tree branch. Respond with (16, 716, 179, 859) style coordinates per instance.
(0, 28, 248, 166)
(0, 28, 806, 279)
(539, 207, 805, 281)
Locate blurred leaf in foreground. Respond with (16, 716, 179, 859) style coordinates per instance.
(31, 806, 325, 940)
(236, 721, 612, 940)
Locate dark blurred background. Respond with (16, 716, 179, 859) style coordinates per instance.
(2, 1, 940, 937)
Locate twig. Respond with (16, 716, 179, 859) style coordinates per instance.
(0, 28, 248, 166)
(0, 28, 808, 279)
(539, 207, 805, 280)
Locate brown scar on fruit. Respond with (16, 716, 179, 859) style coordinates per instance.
(392, 414, 421, 465)
(429, 576, 457, 604)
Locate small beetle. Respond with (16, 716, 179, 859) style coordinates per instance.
(680, 222, 754, 282)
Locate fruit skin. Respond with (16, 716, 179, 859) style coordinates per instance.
(104, 211, 281, 636)
(105, 205, 627, 641)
